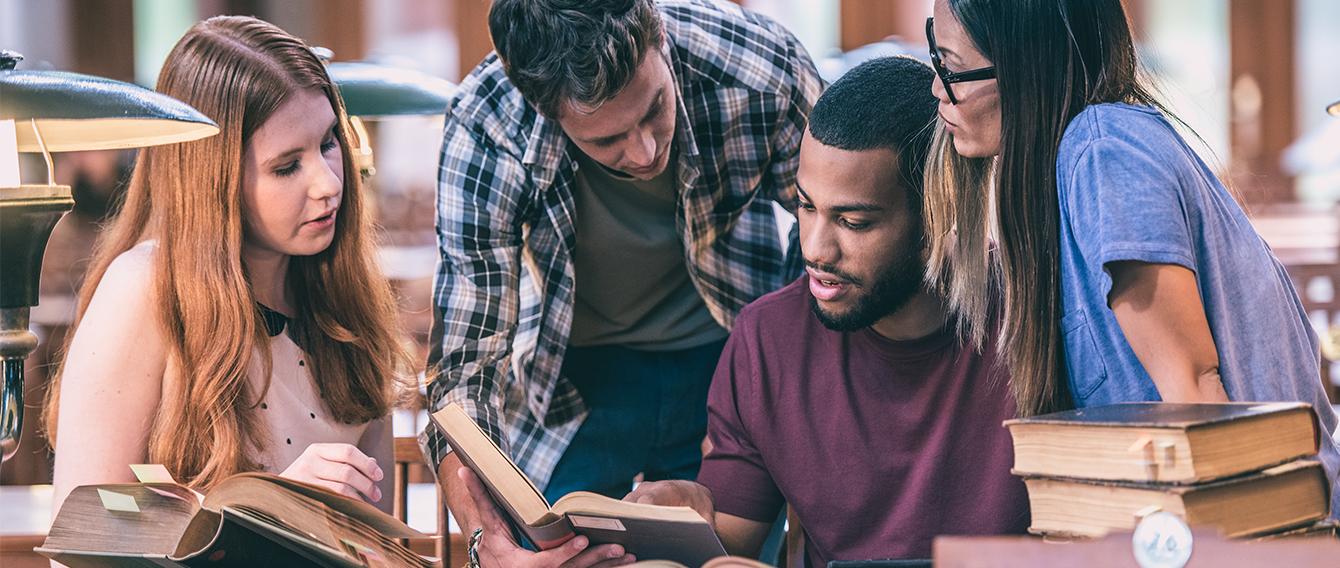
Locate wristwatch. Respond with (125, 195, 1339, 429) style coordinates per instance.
(463, 527, 484, 568)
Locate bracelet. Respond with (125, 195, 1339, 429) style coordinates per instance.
(463, 527, 484, 568)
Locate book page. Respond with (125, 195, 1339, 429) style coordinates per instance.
(551, 492, 709, 524)
(221, 472, 422, 538)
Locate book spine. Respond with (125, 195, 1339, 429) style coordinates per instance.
(525, 517, 578, 550)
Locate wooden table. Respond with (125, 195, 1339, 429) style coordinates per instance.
(0, 484, 52, 568)
(935, 532, 1340, 567)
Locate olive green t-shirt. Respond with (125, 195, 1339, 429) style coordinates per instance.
(567, 149, 727, 350)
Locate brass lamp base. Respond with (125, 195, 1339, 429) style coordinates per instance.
(0, 184, 73, 462)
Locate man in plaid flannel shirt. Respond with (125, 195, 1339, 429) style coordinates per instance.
(424, 1, 821, 564)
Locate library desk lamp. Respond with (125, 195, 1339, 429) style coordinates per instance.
(314, 47, 457, 176)
(0, 50, 218, 462)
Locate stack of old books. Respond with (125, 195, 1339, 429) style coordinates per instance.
(1005, 402, 1333, 539)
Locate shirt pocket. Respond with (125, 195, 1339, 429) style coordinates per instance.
(1061, 308, 1109, 402)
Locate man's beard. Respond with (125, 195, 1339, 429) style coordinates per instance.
(809, 241, 926, 332)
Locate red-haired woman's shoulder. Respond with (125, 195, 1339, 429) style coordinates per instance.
(101, 241, 157, 292)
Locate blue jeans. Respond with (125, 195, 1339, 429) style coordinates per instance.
(542, 339, 726, 503)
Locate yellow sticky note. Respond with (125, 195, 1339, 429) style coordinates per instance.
(130, 464, 178, 484)
(97, 488, 141, 513)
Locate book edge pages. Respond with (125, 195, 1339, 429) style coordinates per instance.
(1016, 459, 1324, 491)
(39, 484, 203, 559)
(34, 548, 179, 566)
(211, 472, 425, 539)
(552, 492, 712, 524)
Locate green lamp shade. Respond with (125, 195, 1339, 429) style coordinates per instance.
(0, 69, 219, 152)
(327, 62, 456, 118)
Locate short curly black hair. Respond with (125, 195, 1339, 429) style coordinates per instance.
(489, 0, 663, 118)
(808, 56, 939, 203)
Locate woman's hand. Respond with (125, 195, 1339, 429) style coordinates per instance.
(280, 443, 384, 503)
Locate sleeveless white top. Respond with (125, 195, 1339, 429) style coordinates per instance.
(245, 306, 368, 472)
(131, 241, 370, 475)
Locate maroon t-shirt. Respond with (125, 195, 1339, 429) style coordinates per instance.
(697, 278, 1029, 565)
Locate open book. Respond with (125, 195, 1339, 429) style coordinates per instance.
(36, 466, 431, 567)
(431, 403, 727, 567)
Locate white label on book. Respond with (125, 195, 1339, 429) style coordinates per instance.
(569, 515, 626, 532)
(97, 488, 141, 513)
(1131, 511, 1192, 568)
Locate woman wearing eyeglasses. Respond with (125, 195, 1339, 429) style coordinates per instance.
(921, 0, 1340, 514)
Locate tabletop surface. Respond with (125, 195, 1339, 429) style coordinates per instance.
(0, 484, 51, 537)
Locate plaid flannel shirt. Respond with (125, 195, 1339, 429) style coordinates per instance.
(422, 0, 823, 490)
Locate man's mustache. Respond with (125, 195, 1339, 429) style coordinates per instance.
(805, 261, 863, 287)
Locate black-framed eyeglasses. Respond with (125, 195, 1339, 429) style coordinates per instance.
(926, 17, 996, 105)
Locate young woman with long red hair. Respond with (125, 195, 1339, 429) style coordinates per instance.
(45, 15, 410, 514)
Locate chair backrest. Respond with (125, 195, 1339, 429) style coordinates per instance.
(785, 505, 806, 568)
(393, 436, 449, 564)
(1250, 204, 1340, 404)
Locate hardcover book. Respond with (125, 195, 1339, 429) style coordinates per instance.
(1005, 402, 1320, 483)
(431, 403, 727, 567)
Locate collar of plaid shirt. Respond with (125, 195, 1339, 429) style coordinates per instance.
(425, 0, 822, 491)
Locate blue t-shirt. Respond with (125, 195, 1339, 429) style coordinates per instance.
(1056, 103, 1340, 515)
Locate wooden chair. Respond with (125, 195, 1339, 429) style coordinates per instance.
(783, 505, 806, 568)
(393, 436, 463, 566)
(1251, 204, 1340, 404)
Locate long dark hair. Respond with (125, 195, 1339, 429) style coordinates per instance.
(927, 0, 1170, 416)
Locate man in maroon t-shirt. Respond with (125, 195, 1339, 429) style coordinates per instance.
(625, 56, 1029, 565)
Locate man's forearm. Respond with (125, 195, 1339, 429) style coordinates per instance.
(716, 510, 773, 558)
(437, 452, 483, 533)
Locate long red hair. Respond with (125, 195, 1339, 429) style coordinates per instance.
(46, 15, 410, 489)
